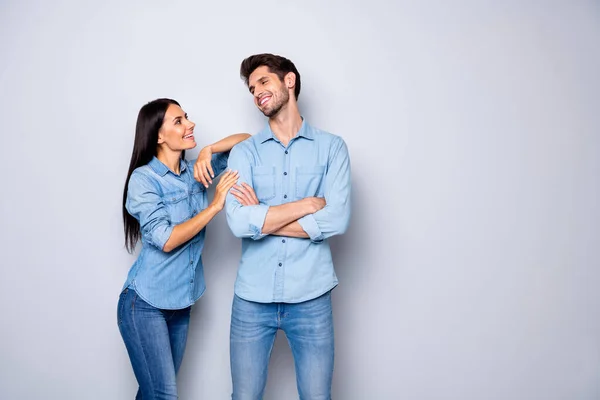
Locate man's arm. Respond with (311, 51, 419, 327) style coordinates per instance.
(229, 135, 353, 242)
(297, 136, 352, 243)
(261, 199, 325, 234)
(226, 145, 324, 240)
(271, 221, 309, 238)
(229, 182, 324, 238)
(225, 145, 268, 239)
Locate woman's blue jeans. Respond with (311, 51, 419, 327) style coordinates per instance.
(117, 288, 191, 400)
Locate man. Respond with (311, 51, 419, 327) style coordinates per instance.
(225, 53, 351, 400)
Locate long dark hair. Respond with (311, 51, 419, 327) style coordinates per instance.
(123, 98, 181, 253)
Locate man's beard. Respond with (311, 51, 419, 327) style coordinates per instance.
(261, 88, 289, 118)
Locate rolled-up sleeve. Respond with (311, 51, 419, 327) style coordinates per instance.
(126, 172, 173, 250)
(225, 145, 269, 240)
(298, 137, 351, 242)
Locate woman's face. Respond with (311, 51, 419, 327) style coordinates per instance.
(157, 104, 196, 152)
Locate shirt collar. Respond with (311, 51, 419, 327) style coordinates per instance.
(257, 118, 314, 144)
(148, 156, 187, 177)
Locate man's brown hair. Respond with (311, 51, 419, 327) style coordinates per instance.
(240, 53, 301, 100)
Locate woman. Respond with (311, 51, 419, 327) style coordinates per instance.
(118, 98, 249, 399)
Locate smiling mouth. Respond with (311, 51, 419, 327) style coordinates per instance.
(183, 133, 194, 140)
(259, 95, 272, 106)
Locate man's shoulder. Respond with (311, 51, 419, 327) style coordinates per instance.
(307, 125, 345, 146)
(228, 134, 262, 163)
(231, 135, 258, 153)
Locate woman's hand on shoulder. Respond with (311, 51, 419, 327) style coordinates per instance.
(209, 170, 239, 211)
(194, 146, 215, 188)
(231, 183, 259, 206)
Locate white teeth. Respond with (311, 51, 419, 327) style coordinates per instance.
(260, 96, 271, 105)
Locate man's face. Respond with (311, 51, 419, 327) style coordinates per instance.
(248, 66, 290, 118)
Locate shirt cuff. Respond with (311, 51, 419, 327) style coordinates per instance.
(248, 204, 269, 240)
(150, 224, 174, 250)
(298, 215, 324, 243)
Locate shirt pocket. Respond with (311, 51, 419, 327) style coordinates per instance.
(162, 190, 191, 224)
(252, 166, 276, 202)
(295, 165, 326, 199)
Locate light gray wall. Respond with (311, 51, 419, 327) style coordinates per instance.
(1, 0, 599, 399)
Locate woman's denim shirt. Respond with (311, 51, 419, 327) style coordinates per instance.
(123, 154, 228, 309)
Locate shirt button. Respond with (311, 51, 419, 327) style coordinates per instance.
(283, 172, 287, 176)
(190, 260, 193, 265)
(284, 195, 288, 199)
(282, 239, 286, 243)
(285, 150, 288, 154)
(278, 263, 282, 267)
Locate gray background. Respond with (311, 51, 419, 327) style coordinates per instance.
(1, 0, 599, 399)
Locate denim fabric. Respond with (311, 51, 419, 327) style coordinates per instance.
(123, 154, 228, 309)
(225, 120, 351, 303)
(230, 291, 334, 400)
(117, 288, 191, 399)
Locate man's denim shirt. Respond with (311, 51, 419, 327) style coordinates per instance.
(226, 120, 352, 303)
(123, 154, 228, 310)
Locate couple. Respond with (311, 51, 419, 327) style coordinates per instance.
(118, 53, 352, 400)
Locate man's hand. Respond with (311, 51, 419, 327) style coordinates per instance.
(231, 183, 259, 206)
(194, 146, 215, 188)
(231, 183, 326, 214)
(301, 197, 326, 214)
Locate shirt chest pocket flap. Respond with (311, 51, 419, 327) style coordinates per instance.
(162, 191, 191, 224)
(295, 165, 326, 199)
(251, 166, 276, 202)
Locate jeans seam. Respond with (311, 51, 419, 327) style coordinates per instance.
(117, 288, 128, 326)
(131, 292, 158, 398)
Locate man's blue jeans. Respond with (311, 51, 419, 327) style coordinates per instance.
(117, 288, 191, 400)
(230, 291, 334, 400)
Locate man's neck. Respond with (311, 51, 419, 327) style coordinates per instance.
(268, 102, 303, 147)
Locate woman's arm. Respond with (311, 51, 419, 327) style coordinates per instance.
(206, 133, 251, 153)
(163, 170, 239, 252)
(194, 133, 251, 186)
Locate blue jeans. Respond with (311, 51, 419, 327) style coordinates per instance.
(117, 288, 191, 400)
(230, 291, 334, 400)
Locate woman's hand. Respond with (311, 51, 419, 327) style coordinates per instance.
(209, 170, 239, 211)
(194, 146, 215, 188)
(231, 183, 259, 206)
